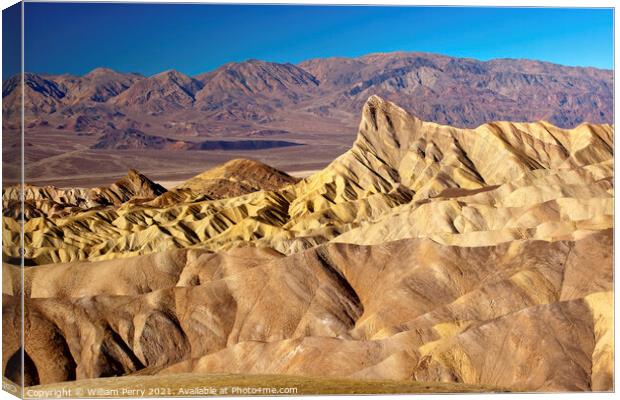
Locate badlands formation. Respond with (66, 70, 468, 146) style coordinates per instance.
(3, 52, 613, 187)
(2, 96, 614, 392)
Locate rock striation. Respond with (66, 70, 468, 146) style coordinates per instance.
(2, 96, 613, 392)
(3, 96, 612, 264)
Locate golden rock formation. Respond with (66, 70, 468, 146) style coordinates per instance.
(2, 96, 613, 392)
(3, 96, 613, 264)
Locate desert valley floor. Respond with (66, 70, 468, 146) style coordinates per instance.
(2, 96, 614, 393)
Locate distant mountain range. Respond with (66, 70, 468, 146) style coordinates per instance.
(3, 52, 613, 140)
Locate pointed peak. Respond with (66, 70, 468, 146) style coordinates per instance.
(355, 96, 431, 169)
(114, 169, 167, 196)
(362, 95, 426, 124)
(360, 95, 420, 131)
(127, 168, 142, 177)
(121, 168, 153, 186)
(363, 95, 389, 109)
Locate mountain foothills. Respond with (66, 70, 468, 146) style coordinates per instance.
(2, 96, 614, 392)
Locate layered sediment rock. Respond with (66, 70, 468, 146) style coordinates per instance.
(2, 96, 614, 391)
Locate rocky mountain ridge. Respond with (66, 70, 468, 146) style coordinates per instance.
(3, 52, 613, 131)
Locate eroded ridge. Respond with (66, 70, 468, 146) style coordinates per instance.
(2, 96, 613, 391)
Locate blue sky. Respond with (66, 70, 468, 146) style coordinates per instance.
(3, 3, 615, 78)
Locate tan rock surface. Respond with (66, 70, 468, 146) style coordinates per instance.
(2, 96, 613, 391)
(2, 231, 612, 390)
(3, 96, 612, 264)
